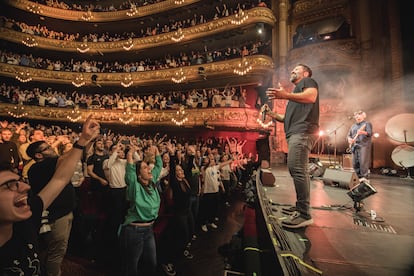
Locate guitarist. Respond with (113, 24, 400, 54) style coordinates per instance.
(347, 110, 373, 182)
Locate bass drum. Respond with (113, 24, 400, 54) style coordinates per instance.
(391, 145, 414, 168)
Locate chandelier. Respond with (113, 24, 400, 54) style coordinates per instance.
(233, 57, 252, 76)
(231, 8, 249, 25)
(126, 3, 138, 16)
(123, 38, 134, 51)
(72, 74, 85, 87)
(8, 103, 28, 119)
(171, 105, 189, 126)
(77, 42, 90, 53)
(174, 0, 185, 4)
(67, 107, 82, 122)
(16, 71, 32, 83)
(27, 3, 43, 14)
(81, 10, 94, 21)
(119, 108, 134, 124)
(172, 68, 186, 83)
(22, 36, 38, 47)
(121, 74, 134, 87)
(171, 28, 185, 42)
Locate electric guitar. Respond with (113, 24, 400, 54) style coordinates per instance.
(347, 124, 366, 153)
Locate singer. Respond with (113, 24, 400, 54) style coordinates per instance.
(265, 64, 319, 229)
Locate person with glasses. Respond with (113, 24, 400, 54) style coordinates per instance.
(0, 115, 100, 276)
(347, 110, 373, 182)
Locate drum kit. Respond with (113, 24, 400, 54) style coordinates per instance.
(385, 113, 414, 179)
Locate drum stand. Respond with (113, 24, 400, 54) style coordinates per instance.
(399, 161, 414, 180)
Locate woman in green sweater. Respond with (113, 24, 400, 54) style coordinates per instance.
(119, 144, 162, 276)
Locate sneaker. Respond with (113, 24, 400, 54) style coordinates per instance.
(183, 250, 194, 259)
(162, 263, 176, 276)
(209, 222, 218, 229)
(281, 211, 313, 229)
(281, 206, 297, 215)
(201, 224, 208, 232)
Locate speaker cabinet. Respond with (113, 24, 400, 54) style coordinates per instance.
(342, 154, 353, 170)
(322, 168, 359, 189)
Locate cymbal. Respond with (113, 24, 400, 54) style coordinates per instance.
(391, 145, 414, 167)
(385, 113, 414, 143)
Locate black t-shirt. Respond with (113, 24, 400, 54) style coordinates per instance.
(28, 157, 76, 222)
(0, 195, 43, 275)
(86, 153, 109, 190)
(284, 77, 319, 138)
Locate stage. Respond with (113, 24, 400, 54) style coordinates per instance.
(256, 165, 414, 275)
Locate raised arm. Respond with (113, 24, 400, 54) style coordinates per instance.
(38, 115, 100, 209)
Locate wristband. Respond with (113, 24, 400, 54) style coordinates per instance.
(73, 141, 86, 150)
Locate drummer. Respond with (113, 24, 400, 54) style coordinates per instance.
(347, 110, 373, 182)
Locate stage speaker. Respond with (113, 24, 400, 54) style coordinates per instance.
(322, 168, 359, 189)
(342, 154, 353, 170)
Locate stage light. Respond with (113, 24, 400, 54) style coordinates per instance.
(347, 180, 377, 211)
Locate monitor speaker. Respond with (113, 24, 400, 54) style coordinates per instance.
(322, 168, 359, 189)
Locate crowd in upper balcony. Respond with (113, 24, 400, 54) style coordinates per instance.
(0, 82, 250, 109)
(0, 37, 270, 73)
(39, 0, 165, 11)
(2, 1, 269, 43)
(37, 0, 268, 12)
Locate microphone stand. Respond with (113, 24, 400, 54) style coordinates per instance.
(327, 121, 347, 167)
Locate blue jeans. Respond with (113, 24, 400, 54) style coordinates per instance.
(286, 133, 317, 219)
(352, 144, 371, 178)
(119, 224, 157, 276)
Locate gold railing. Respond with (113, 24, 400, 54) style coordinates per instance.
(5, 0, 200, 21)
(0, 55, 275, 87)
(0, 103, 265, 130)
(0, 7, 276, 53)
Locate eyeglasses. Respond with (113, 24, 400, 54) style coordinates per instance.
(0, 178, 24, 191)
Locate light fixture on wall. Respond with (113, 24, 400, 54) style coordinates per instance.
(233, 57, 252, 76)
(171, 68, 186, 83)
(121, 74, 134, 87)
(72, 74, 85, 87)
(22, 36, 38, 47)
(171, 28, 185, 42)
(123, 38, 134, 51)
(15, 71, 32, 83)
(231, 8, 248, 25)
(126, 3, 138, 16)
(27, 3, 43, 14)
(66, 107, 82, 122)
(81, 10, 94, 21)
(8, 102, 28, 119)
(77, 42, 90, 53)
(119, 108, 134, 125)
(172, 105, 188, 126)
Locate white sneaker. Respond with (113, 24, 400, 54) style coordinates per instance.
(209, 222, 218, 229)
(201, 224, 208, 232)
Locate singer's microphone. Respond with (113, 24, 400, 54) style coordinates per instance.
(262, 108, 267, 122)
